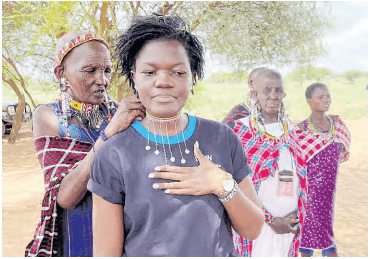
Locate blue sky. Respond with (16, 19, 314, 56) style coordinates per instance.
(204, 1, 369, 77)
(315, 1, 368, 73)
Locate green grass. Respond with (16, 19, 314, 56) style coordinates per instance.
(2, 75, 368, 122)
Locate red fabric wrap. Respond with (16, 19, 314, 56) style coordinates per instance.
(25, 136, 92, 257)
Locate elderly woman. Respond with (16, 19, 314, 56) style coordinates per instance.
(232, 69, 308, 257)
(25, 31, 145, 256)
(87, 15, 264, 257)
(296, 83, 351, 257)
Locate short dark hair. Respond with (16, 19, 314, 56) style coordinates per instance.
(305, 83, 328, 99)
(115, 14, 204, 91)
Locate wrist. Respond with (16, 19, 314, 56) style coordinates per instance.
(214, 171, 229, 196)
(103, 125, 116, 139)
(216, 173, 235, 198)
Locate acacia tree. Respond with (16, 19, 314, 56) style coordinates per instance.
(2, 1, 332, 142)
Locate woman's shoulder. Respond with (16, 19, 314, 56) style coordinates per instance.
(33, 103, 60, 138)
(195, 115, 233, 134)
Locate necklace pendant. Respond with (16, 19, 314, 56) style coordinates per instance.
(170, 156, 175, 162)
(154, 149, 160, 155)
(181, 158, 186, 164)
(145, 145, 151, 151)
(185, 149, 190, 154)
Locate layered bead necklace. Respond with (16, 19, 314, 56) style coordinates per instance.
(145, 111, 190, 165)
(59, 91, 114, 138)
(308, 115, 335, 143)
(252, 117, 290, 145)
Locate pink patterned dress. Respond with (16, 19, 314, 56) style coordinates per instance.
(295, 115, 351, 251)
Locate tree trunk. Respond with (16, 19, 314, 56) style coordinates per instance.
(2, 53, 36, 108)
(2, 74, 26, 144)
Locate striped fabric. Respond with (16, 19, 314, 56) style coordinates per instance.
(25, 136, 92, 257)
(232, 117, 308, 257)
(295, 115, 351, 163)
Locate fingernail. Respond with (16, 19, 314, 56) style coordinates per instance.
(154, 166, 161, 171)
(195, 141, 199, 148)
(164, 189, 171, 194)
(152, 183, 159, 189)
(148, 173, 155, 178)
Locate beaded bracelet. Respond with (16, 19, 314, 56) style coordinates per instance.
(263, 207, 275, 224)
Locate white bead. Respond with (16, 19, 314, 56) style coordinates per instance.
(170, 157, 175, 162)
(154, 150, 160, 155)
(185, 149, 190, 154)
(181, 158, 186, 164)
(145, 146, 151, 150)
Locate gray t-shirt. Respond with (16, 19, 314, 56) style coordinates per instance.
(88, 115, 251, 256)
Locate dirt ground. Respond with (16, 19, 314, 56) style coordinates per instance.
(2, 117, 368, 257)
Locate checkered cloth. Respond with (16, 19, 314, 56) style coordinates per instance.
(232, 117, 307, 257)
(25, 136, 92, 257)
(295, 115, 351, 163)
(221, 102, 250, 128)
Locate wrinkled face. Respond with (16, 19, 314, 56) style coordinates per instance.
(255, 76, 284, 115)
(132, 40, 194, 118)
(62, 41, 112, 104)
(308, 86, 331, 112)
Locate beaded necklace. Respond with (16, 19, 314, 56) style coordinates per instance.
(59, 93, 113, 137)
(252, 117, 290, 144)
(145, 111, 190, 165)
(308, 115, 335, 143)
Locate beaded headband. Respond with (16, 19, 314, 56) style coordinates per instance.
(54, 33, 109, 69)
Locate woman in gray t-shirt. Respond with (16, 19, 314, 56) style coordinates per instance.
(87, 14, 264, 257)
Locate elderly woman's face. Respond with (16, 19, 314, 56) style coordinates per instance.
(255, 76, 285, 115)
(62, 41, 112, 104)
(132, 40, 193, 118)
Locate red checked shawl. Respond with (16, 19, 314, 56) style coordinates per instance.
(25, 136, 92, 257)
(295, 115, 351, 163)
(232, 118, 307, 257)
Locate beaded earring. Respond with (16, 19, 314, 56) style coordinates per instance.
(59, 77, 71, 120)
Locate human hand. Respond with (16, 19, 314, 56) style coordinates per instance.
(269, 211, 299, 235)
(149, 141, 228, 196)
(104, 95, 145, 138)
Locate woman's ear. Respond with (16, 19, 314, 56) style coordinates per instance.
(54, 65, 65, 83)
(307, 99, 312, 107)
(192, 73, 196, 85)
(131, 70, 136, 82)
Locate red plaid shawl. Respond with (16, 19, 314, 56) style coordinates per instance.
(232, 118, 307, 257)
(25, 136, 92, 257)
(295, 115, 351, 163)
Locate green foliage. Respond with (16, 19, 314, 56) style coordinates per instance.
(3, 1, 332, 101)
(341, 70, 368, 84)
(285, 66, 333, 86)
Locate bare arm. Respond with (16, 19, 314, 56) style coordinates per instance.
(222, 176, 264, 240)
(92, 194, 124, 256)
(33, 96, 145, 210)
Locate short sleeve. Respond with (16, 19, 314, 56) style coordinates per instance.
(227, 127, 252, 183)
(87, 140, 125, 205)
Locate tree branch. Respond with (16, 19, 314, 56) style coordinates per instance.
(99, 2, 109, 35)
(2, 52, 36, 108)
